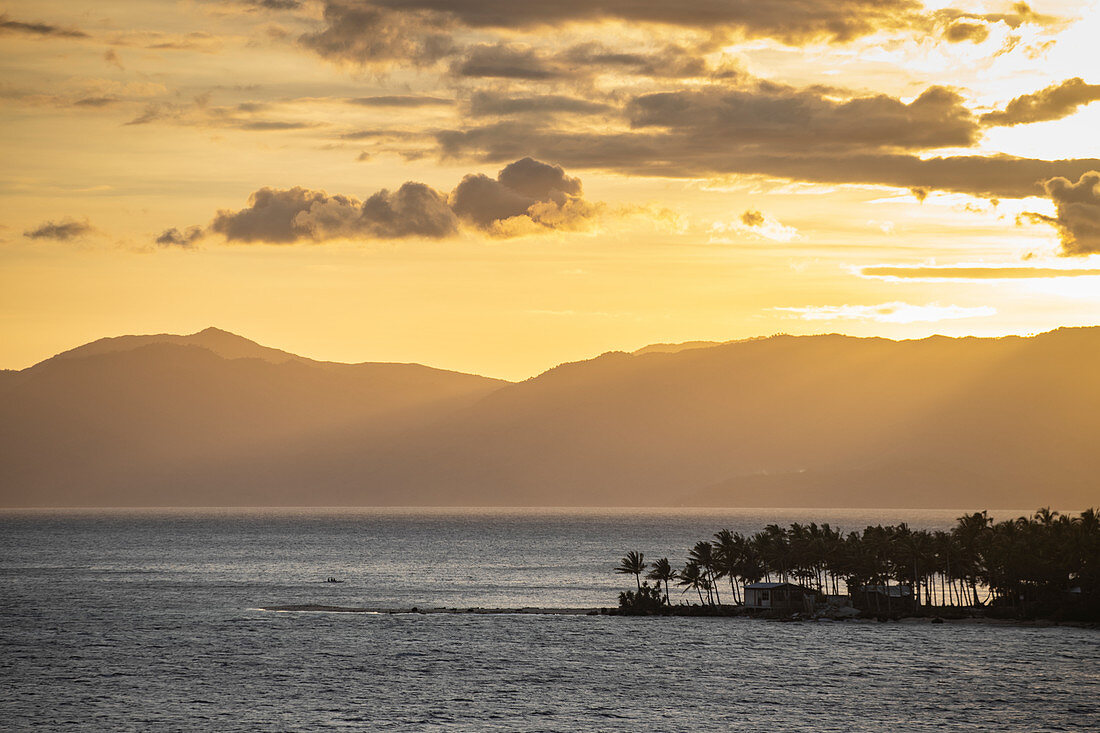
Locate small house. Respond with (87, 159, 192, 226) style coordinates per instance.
(854, 584, 915, 612)
(743, 582, 816, 612)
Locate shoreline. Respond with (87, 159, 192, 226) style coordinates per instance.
(260, 605, 602, 615)
(258, 604, 1098, 628)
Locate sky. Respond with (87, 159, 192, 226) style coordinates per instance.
(1, 0, 1099, 380)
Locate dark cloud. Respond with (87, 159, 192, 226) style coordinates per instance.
(173, 158, 599, 244)
(235, 120, 316, 131)
(449, 157, 588, 234)
(560, 42, 708, 79)
(943, 21, 989, 43)
(626, 84, 978, 151)
(430, 78, 1100, 201)
(240, 0, 303, 9)
(300, 1, 932, 69)
(125, 100, 319, 131)
(364, 0, 922, 43)
(741, 210, 765, 227)
(862, 265, 1100, 279)
(452, 44, 566, 80)
(348, 95, 453, 107)
(0, 13, 88, 38)
(356, 183, 459, 238)
(299, 2, 454, 66)
(156, 227, 203, 248)
(104, 49, 124, 69)
(451, 41, 715, 82)
(209, 187, 364, 243)
(497, 156, 582, 199)
(981, 78, 1100, 127)
(438, 121, 1100, 199)
(23, 219, 94, 241)
(467, 92, 613, 117)
(73, 97, 118, 108)
(1039, 171, 1100, 255)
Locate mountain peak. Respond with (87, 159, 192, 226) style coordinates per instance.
(43, 327, 305, 367)
(196, 326, 235, 336)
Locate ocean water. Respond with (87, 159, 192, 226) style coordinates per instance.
(1, 508, 1097, 731)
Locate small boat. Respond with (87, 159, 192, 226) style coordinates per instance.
(324, 577, 344, 583)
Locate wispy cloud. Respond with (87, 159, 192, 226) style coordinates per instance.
(23, 219, 95, 241)
(709, 210, 800, 243)
(773, 302, 996, 324)
(861, 265, 1100, 280)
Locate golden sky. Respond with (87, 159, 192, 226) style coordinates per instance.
(2, 0, 1099, 380)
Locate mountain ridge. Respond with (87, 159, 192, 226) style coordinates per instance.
(1, 326, 1097, 508)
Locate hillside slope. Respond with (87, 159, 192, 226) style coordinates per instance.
(2, 327, 1097, 508)
(0, 330, 507, 506)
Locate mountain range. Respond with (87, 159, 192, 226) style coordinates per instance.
(2, 326, 1097, 508)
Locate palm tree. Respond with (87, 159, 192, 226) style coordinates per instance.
(689, 540, 720, 605)
(954, 511, 992, 607)
(646, 557, 676, 605)
(615, 550, 647, 591)
(713, 529, 745, 605)
(677, 560, 709, 605)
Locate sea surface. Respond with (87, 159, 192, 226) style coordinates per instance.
(1, 508, 1097, 731)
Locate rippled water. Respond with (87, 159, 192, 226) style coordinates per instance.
(2, 508, 1097, 731)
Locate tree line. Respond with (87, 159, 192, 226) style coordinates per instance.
(615, 508, 1099, 617)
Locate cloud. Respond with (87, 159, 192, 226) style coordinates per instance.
(438, 119, 1100, 200)
(362, 0, 923, 44)
(73, 97, 118, 108)
(104, 49, 124, 70)
(239, 0, 303, 9)
(774, 302, 996, 323)
(981, 78, 1100, 127)
(0, 13, 87, 38)
(1037, 171, 1100, 256)
(860, 265, 1100, 280)
(155, 227, 204, 248)
(169, 158, 603, 244)
(626, 84, 978, 152)
(450, 157, 589, 233)
(467, 92, 613, 117)
(348, 95, 453, 107)
(741, 210, 765, 227)
(560, 42, 708, 79)
(210, 188, 339, 243)
(710, 209, 800, 243)
(23, 219, 94, 241)
(943, 21, 989, 43)
(298, 0, 938, 71)
(125, 98, 320, 131)
(451, 43, 568, 80)
(299, 2, 454, 67)
(207, 186, 456, 243)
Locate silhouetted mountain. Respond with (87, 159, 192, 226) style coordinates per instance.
(2, 327, 1098, 508)
(0, 329, 506, 506)
(47, 326, 307, 365)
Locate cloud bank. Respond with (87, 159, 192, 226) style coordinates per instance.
(162, 158, 606, 245)
(23, 219, 94, 241)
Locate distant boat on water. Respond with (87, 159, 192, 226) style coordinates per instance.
(324, 577, 344, 583)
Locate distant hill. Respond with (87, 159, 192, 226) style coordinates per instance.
(47, 326, 308, 366)
(2, 327, 1098, 508)
(0, 329, 507, 506)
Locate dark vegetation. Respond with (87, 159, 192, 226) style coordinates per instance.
(615, 509, 1100, 621)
